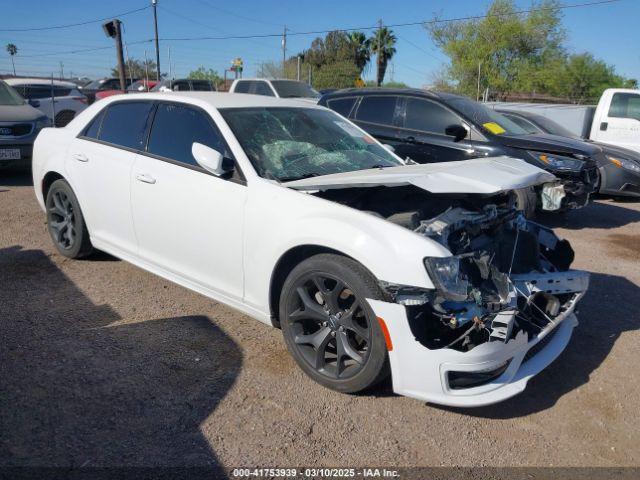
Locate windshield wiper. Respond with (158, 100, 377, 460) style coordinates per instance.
(278, 172, 320, 182)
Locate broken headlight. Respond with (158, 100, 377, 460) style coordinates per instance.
(527, 151, 583, 172)
(424, 256, 469, 301)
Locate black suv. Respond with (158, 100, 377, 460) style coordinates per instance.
(319, 88, 600, 213)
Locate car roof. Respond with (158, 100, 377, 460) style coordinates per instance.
(4, 78, 78, 87)
(103, 91, 324, 109)
(320, 87, 448, 100)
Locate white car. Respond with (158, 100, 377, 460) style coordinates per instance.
(32, 92, 588, 407)
(229, 78, 320, 103)
(5, 78, 88, 127)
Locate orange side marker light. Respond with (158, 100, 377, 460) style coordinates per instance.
(377, 316, 393, 351)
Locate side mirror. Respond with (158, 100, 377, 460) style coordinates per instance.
(445, 124, 468, 142)
(192, 142, 233, 176)
(29, 99, 41, 108)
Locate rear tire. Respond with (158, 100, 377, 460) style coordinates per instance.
(46, 179, 93, 258)
(279, 254, 390, 393)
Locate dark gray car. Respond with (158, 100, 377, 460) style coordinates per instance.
(0, 80, 49, 169)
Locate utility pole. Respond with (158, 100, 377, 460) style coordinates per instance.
(144, 50, 150, 90)
(282, 25, 287, 78)
(59, 61, 64, 80)
(476, 61, 482, 101)
(376, 19, 383, 87)
(124, 42, 133, 87)
(296, 55, 301, 81)
(103, 19, 126, 91)
(168, 46, 173, 81)
(152, 0, 161, 80)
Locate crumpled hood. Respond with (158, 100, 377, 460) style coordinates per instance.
(283, 156, 556, 194)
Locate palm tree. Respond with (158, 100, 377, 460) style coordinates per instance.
(370, 26, 396, 86)
(347, 31, 371, 74)
(6, 43, 17, 75)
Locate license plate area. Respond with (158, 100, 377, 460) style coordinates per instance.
(0, 148, 21, 160)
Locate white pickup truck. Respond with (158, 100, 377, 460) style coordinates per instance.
(488, 88, 640, 153)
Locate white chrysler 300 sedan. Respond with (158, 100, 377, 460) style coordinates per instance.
(32, 92, 589, 407)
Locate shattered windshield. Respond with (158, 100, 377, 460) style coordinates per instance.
(220, 107, 403, 181)
(447, 96, 529, 136)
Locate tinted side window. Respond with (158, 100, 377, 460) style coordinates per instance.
(404, 98, 461, 134)
(234, 81, 251, 93)
(173, 81, 190, 91)
(327, 97, 357, 117)
(252, 81, 274, 97)
(98, 102, 154, 149)
(82, 108, 106, 139)
(23, 85, 53, 99)
(191, 80, 214, 91)
(147, 103, 227, 167)
(355, 96, 397, 125)
(609, 93, 640, 121)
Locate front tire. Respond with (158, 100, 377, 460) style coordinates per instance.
(46, 179, 93, 258)
(279, 254, 390, 393)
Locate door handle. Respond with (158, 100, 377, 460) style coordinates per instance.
(72, 153, 89, 162)
(600, 122, 608, 131)
(135, 173, 156, 184)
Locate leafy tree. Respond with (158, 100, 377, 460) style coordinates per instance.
(111, 58, 158, 80)
(312, 61, 361, 89)
(428, 0, 566, 99)
(6, 43, 17, 76)
(347, 31, 371, 74)
(364, 80, 410, 88)
(188, 66, 222, 85)
(370, 27, 397, 87)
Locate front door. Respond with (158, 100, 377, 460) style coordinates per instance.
(396, 96, 476, 164)
(594, 91, 640, 153)
(130, 102, 247, 300)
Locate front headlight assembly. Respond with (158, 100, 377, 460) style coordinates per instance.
(608, 155, 640, 173)
(527, 151, 584, 172)
(424, 256, 469, 301)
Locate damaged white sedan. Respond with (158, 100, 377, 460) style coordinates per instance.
(32, 92, 588, 407)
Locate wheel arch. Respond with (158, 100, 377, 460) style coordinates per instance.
(42, 171, 65, 200)
(268, 244, 359, 328)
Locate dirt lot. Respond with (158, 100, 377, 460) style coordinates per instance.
(1, 168, 640, 470)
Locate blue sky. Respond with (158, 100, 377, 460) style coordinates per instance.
(0, 0, 638, 87)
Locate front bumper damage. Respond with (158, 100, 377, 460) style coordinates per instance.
(368, 269, 588, 407)
(538, 165, 599, 211)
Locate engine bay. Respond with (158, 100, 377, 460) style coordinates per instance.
(315, 185, 589, 352)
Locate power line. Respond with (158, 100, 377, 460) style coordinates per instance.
(0, 5, 150, 32)
(194, 0, 286, 28)
(158, 0, 621, 42)
(16, 40, 153, 59)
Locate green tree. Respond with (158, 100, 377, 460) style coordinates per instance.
(347, 31, 371, 74)
(370, 26, 397, 87)
(427, 0, 565, 99)
(111, 58, 157, 80)
(188, 66, 222, 86)
(558, 53, 634, 104)
(6, 43, 17, 76)
(312, 61, 361, 89)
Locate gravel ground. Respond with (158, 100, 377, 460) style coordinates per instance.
(1, 168, 639, 470)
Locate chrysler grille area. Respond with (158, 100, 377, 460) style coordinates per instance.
(317, 184, 589, 405)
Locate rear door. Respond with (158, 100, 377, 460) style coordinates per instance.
(66, 100, 154, 254)
(130, 101, 247, 299)
(350, 95, 403, 150)
(593, 91, 640, 152)
(397, 96, 475, 163)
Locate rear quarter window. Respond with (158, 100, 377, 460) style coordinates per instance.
(326, 97, 357, 117)
(609, 93, 640, 121)
(355, 96, 397, 125)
